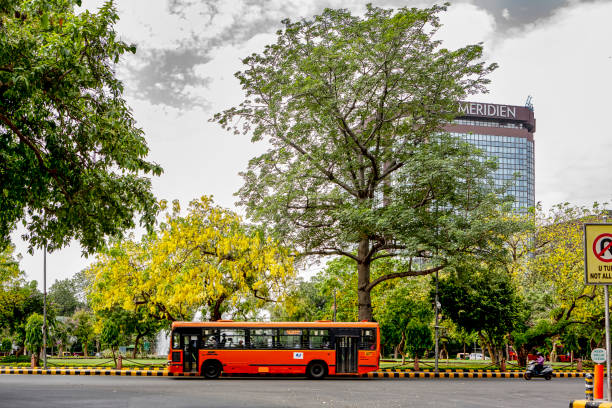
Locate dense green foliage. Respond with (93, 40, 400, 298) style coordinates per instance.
(404, 320, 434, 360)
(0, 245, 44, 352)
(0, 0, 162, 254)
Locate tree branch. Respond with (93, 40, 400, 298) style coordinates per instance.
(366, 263, 445, 292)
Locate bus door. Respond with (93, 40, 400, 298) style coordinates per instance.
(182, 334, 200, 373)
(334, 328, 359, 373)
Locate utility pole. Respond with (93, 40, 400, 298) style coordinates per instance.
(333, 289, 337, 322)
(434, 269, 439, 373)
(43, 244, 47, 370)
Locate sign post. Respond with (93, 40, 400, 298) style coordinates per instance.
(592, 348, 607, 399)
(585, 224, 612, 401)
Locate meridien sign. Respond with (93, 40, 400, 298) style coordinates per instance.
(458, 102, 517, 119)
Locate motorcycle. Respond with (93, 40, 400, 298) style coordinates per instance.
(524, 361, 553, 380)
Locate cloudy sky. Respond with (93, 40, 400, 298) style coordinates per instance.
(14, 0, 612, 287)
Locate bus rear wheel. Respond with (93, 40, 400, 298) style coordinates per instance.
(202, 360, 222, 379)
(306, 361, 327, 380)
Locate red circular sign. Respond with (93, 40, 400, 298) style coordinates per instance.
(593, 233, 612, 262)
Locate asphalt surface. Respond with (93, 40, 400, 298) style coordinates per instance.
(0, 375, 586, 408)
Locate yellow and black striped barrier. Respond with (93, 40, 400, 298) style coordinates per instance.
(569, 400, 612, 408)
(0, 367, 196, 376)
(381, 368, 581, 373)
(0, 367, 590, 378)
(367, 371, 587, 378)
(0, 365, 166, 371)
(585, 373, 595, 400)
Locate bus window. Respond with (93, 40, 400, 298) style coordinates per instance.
(202, 328, 219, 348)
(278, 329, 303, 349)
(250, 329, 275, 349)
(308, 329, 330, 349)
(219, 328, 246, 348)
(172, 332, 181, 350)
(360, 328, 376, 350)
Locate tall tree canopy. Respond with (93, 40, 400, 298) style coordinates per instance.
(0, 0, 162, 253)
(214, 4, 521, 320)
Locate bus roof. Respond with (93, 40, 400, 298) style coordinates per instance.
(171, 321, 378, 329)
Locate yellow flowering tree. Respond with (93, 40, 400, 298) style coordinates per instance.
(87, 196, 296, 322)
(523, 204, 608, 325)
(510, 203, 608, 364)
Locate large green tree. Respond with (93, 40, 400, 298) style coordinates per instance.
(436, 265, 523, 364)
(24, 312, 43, 365)
(0, 0, 162, 254)
(48, 277, 84, 316)
(215, 4, 520, 320)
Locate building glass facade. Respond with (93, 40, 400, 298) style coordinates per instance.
(445, 102, 536, 211)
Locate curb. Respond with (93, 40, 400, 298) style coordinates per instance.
(570, 401, 612, 408)
(381, 368, 580, 373)
(0, 365, 166, 371)
(0, 368, 196, 376)
(367, 371, 586, 378)
(0, 367, 589, 378)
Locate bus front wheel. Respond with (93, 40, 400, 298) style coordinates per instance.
(306, 361, 327, 380)
(202, 360, 222, 379)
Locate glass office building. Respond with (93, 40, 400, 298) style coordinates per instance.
(445, 102, 536, 211)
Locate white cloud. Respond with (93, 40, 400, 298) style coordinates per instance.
(16, 0, 612, 285)
(482, 1, 612, 208)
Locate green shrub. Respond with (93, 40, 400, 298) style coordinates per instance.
(0, 338, 12, 353)
(1, 355, 30, 364)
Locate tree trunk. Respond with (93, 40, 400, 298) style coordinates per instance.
(210, 296, 226, 321)
(83, 342, 88, 357)
(111, 346, 117, 368)
(478, 333, 495, 364)
(357, 238, 373, 321)
(516, 345, 528, 367)
(133, 333, 143, 359)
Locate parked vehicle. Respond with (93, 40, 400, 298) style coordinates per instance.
(524, 361, 553, 380)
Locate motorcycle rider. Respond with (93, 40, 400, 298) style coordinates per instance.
(535, 352, 545, 374)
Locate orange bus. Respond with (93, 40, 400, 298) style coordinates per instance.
(168, 321, 380, 379)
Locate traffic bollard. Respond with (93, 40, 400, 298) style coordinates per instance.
(586, 373, 594, 400)
(595, 364, 604, 400)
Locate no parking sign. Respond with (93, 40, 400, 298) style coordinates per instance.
(585, 224, 612, 284)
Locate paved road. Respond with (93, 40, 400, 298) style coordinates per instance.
(0, 375, 586, 408)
